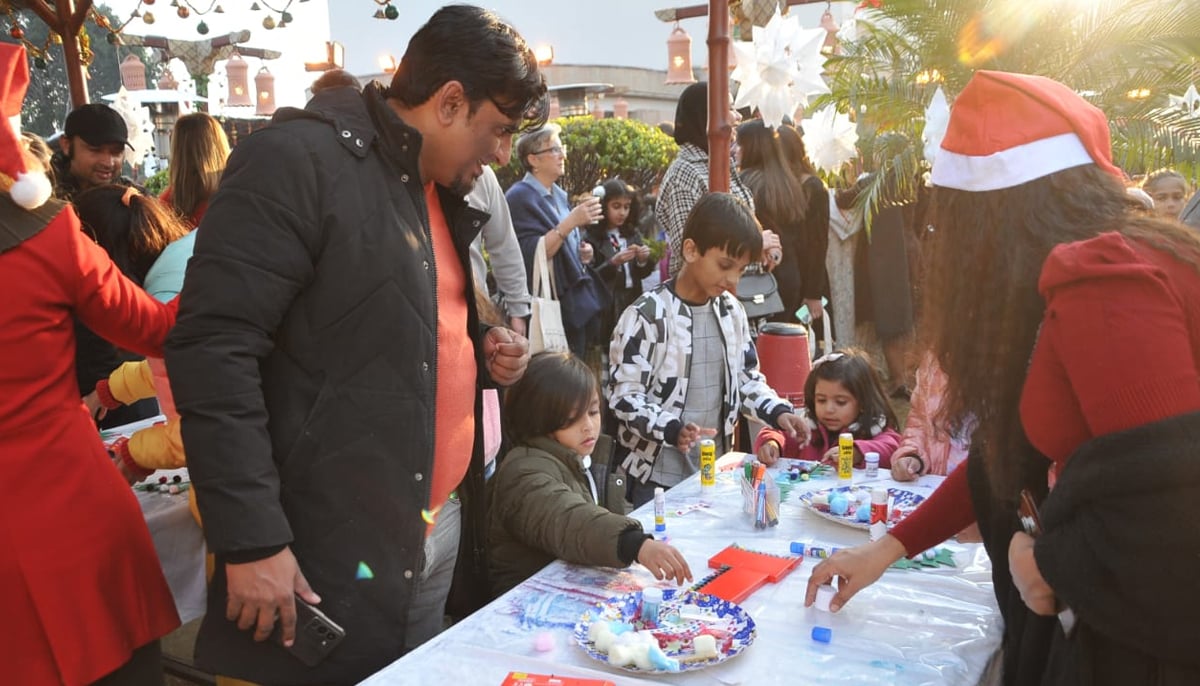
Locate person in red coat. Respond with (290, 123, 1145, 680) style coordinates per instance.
(0, 44, 180, 685)
(805, 71, 1200, 683)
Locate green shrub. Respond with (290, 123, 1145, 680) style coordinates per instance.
(496, 116, 678, 198)
(144, 168, 170, 196)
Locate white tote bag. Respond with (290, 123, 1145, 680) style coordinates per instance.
(807, 305, 834, 359)
(528, 235, 570, 354)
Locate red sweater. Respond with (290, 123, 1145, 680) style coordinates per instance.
(892, 232, 1200, 554)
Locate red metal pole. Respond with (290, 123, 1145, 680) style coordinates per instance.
(707, 0, 731, 192)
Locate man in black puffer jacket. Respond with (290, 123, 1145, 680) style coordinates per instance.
(165, 6, 545, 684)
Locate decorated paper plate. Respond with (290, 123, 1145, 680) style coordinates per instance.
(798, 485, 925, 530)
(572, 589, 756, 673)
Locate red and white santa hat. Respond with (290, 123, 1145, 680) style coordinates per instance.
(0, 43, 52, 210)
(930, 70, 1123, 191)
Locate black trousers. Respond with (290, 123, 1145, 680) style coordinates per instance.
(92, 641, 164, 686)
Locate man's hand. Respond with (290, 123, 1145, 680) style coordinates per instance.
(484, 326, 529, 386)
(757, 440, 781, 466)
(637, 540, 693, 585)
(1010, 532, 1057, 615)
(224, 547, 320, 646)
(507, 316, 527, 338)
(675, 422, 717, 453)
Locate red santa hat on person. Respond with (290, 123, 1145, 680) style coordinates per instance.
(0, 43, 52, 210)
(930, 70, 1123, 192)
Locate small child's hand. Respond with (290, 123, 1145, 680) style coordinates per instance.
(676, 422, 717, 452)
(891, 454, 923, 482)
(637, 539, 693, 585)
(821, 447, 839, 465)
(757, 440, 781, 466)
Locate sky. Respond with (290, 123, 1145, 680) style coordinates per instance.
(93, 1, 857, 110)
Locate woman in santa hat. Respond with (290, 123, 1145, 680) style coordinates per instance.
(805, 70, 1200, 683)
(0, 44, 180, 684)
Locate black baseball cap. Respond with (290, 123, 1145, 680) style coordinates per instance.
(64, 103, 132, 149)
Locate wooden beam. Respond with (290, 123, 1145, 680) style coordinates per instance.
(707, 0, 731, 192)
(656, 0, 832, 22)
(56, 0, 94, 107)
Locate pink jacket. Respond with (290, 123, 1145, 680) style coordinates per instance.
(755, 415, 901, 467)
(895, 356, 970, 476)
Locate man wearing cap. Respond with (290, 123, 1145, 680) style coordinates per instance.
(51, 102, 139, 200)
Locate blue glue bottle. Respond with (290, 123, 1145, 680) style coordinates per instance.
(641, 587, 663, 627)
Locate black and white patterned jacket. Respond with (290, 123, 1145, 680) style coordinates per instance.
(606, 282, 794, 483)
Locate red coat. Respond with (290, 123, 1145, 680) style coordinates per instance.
(0, 202, 180, 685)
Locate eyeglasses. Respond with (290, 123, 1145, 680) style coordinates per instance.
(532, 145, 566, 157)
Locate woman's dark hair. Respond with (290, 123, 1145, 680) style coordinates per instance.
(776, 124, 818, 180)
(74, 185, 190, 284)
(923, 163, 1200, 498)
(682, 192, 763, 263)
(388, 5, 547, 131)
(505, 352, 599, 445)
(803, 348, 899, 445)
(737, 119, 805, 228)
(673, 82, 709, 151)
(599, 178, 642, 236)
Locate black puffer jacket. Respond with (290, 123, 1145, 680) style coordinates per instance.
(166, 83, 493, 685)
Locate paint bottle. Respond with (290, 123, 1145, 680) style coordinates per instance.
(699, 438, 716, 504)
(869, 487, 889, 541)
(863, 451, 880, 478)
(653, 487, 666, 533)
(640, 586, 663, 627)
(837, 432, 854, 482)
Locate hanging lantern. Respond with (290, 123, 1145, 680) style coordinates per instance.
(665, 24, 695, 85)
(225, 53, 252, 107)
(157, 68, 177, 90)
(255, 66, 277, 116)
(547, 94, 560, 119)
(119, 53, 147, 90)
(820, 9, 840, 55)
(613, 97, 629, 120)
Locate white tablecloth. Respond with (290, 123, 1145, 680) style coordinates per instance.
(105, 417, 207, 624)
(364, 455, 1002, 685)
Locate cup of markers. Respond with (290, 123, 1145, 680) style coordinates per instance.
(739, 458, 780, 529)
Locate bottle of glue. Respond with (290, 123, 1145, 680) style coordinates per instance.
(868, 487, 888, 541)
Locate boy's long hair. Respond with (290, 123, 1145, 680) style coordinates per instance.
(803, 348, 898, 447)
(923, 163, 1200, 498)
(74, 185, 190, 284)
(504, 352, 598, 446)
(682, 192, 763, 263)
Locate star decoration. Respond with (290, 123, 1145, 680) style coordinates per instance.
(801, 105, 859, 173)
(1168, 84, 1200, 118)
(108, 87, 154, 164)
(731, 9, 830, 129)
(922, 86, 950, 165)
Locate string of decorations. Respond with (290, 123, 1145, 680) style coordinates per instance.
(372, 0, 399, 21)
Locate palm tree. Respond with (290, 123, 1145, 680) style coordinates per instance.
(813, 0, 1200, 222)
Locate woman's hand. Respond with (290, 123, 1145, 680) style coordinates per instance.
(637, 540, 693, 585)
(579, 240, 594, 264)
(805, 535, 907, 612)
(1009, 532, 1057, 615)
(890, 452, 923, 482)
(804, 298, 823, 320)
(761, 229, 783, 269)
(568, 196, 603, 229)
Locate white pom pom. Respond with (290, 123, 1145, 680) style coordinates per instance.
(10, 170, 52, 209)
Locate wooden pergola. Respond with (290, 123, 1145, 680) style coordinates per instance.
(21, 0, 94, 107)
(656, 0, 833, 192)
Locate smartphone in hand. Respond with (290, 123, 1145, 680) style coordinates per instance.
(272, 595, 346, 667)
(1017, 489, 1077, 637)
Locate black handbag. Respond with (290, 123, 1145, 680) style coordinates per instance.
(735, 271, 785, 318)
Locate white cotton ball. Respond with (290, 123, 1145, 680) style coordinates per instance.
(692, 634, 719, 659)
(10, 171, 51, 210)
(589, 622, 615, 653)
(608, 644, 635, 667)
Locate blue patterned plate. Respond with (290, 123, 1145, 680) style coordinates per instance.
(572, 589, 756, 673)
(799, 485, 925, 530)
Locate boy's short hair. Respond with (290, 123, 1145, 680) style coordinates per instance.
(681, 192, 763, 262)
(504, 352, 598, 445)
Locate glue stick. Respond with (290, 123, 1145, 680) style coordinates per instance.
(653, 487, 666, 533)
(837, 433, 854, 482)
(699, 438, 716, 504)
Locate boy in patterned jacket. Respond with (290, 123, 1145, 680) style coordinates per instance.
(607, 192, 808, 507)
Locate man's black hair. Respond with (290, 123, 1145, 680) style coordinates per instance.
(681, 192, 763, 262)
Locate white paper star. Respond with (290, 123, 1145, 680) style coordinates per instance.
(922, 86, 950, 165)
(802, 105, 859, 173)
(731, 10, 831, 129)
(108, 87, 155, 164)
(1168, 84, 1200, 117)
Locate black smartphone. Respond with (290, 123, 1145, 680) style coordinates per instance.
(1017, 489, 1076, 637)
(272, 595, 346, 667)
